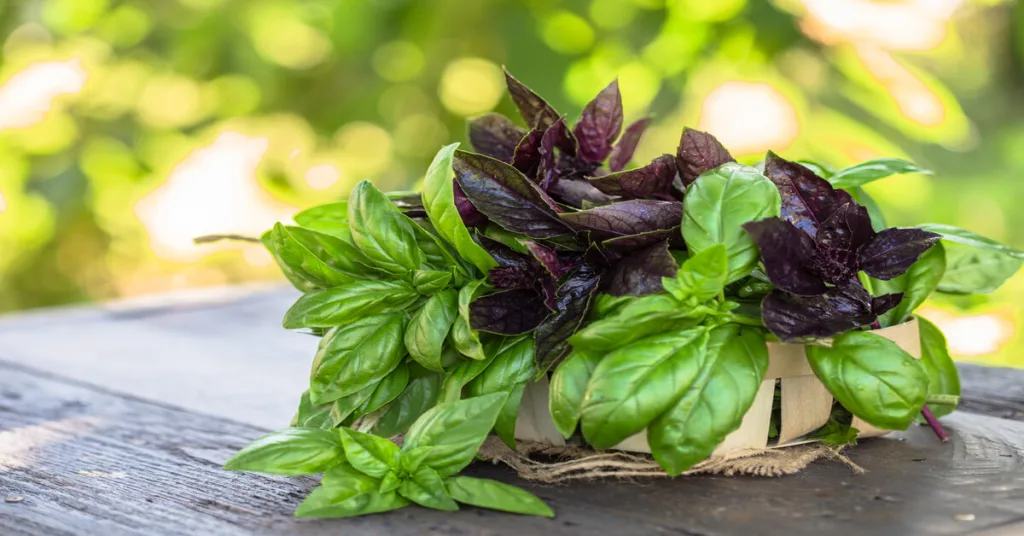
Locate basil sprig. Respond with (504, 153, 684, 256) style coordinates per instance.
(225, 395, 553, 518)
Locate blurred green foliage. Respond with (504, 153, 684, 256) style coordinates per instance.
(0, 0, 1022, 365)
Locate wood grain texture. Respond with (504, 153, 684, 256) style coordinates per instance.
(2, 286, 1024, 535)
(2, 361, 1024, 535)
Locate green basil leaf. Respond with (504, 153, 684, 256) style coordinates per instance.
(372, 365, 442, 438)
(845, 187, 886, 232)
(664, 244, 728, 303)
(348, 179, 423, 276)
(549, 349, 603, 439)
(261, 230, 318, 292)
(398, 466, 459, 511)
(461, 336, 533, 447)
(917, 224, 1024, 294)
(400, 446, 432, 474)
(451, 280, 489, 360)
(806, 331, 928, 430)
(402, 392, 507, 477)
(682, 163, 781, 283)
(285, 224, 379, 278)
(795, 160, 835, 179)
(445, 476, 554, 518)
(467, 336, 536, 397)
(917, 316, 961, 419)
(494, 384, 526, 449)
(338, 428, 401, 478)
(224, 428, 344, 475)
(569, 294, 706, 352)
(580, 328, 707, 450)
(648, 325, 769, 476)
(878, 243, 945, 326)
(828, 158, 930, 189)
(356, 362, 410, 417)
(405, 290, 459, 372)
(309, 313, 408, 403)
(440, 350, 498, 402)
(410, 219, 472, 280)
(329, 384, 377, 426)
(379, 471, 401, 494)
(267, 224, 354, 287)
(294, 201, 350, 237)
(422, 143, 498, 274)
(590, 293, 632, 318)
(412, 269, 453, 295)
(295, 464, 408, 518)
(282, 280, 419, 329)
(292, 390, 334, 429)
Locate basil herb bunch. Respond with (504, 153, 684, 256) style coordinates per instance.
(227, 71, 1024, 513)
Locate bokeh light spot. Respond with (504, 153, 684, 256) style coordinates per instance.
(304, 164, 341, 190)
(541, 11, 596, 55)
(373, 41, 424, 82)
(136, 74, 207, 128)
(0, 59, 88, 132)
(247, 6, 331, 70)
(698, 81, 799, 156)
(439, 58, 504, 117)
(334, 122, 393, 177)
(135, 132, 294, 261)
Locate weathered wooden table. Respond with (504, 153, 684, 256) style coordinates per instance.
(2, 285, 1023, 535)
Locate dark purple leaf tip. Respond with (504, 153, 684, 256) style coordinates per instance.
(676, 128, 735, 186)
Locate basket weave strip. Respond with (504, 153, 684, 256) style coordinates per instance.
(476, 436, 864, 482)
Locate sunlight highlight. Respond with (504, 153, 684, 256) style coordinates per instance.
(134, 132, 294, 261)
(921, 308, 1017, 357)
(0, 59, 87, 132)
(698, 81, 799, 156)
(798, 0, 964, 51)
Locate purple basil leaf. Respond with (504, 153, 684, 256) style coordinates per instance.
(602, 241, 679, 296)
(608, 117, 651, 172)
(454, 150, 574, 239)
(534, 266, 602, 374)
(871, 292, 904, 316)
(588, 154, 677, 199)
(538, 117, 577, 190)
(559, 200, 683, 240)
(523, 241, 573, 278)
(812, 203, 875, 284)
(488, 265, 536, 289)
(453, 179, 488, 227)
(512, 127, 544, 178)
(817, 203, 875, 253)
(762, 288, 876, 342)
(479, 236, 536, 289)
(858, 228, 941, 280)
(505, 70, 559, 130)
(763, 152, 851, 238)
(469, 288, 547, 334)
(574, 80, 623, 164)
(601, 228, 680, 255)
(478, 236, 532, 269)
(468, 113, 527, 163)
(547, 177, 615, 208)
(676, 128, 735, 185)
(540, 277, 557, 310)
(743, 217, 826, 295)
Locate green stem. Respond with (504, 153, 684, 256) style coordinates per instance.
(723, 314, 764, 328)
(925, 394, 960, 406)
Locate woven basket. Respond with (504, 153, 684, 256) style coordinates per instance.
(515, 318, 921, 456)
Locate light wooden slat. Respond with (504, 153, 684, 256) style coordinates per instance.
(778, 375, 833, 445)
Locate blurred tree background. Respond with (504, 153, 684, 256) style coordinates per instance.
(0, 0, 1022, 366)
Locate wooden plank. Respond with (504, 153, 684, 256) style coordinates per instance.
(3, 361, 1024, 535)
(1, 286, 1021, 428)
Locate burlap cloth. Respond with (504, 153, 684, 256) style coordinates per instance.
(475, 436, 864, 482)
